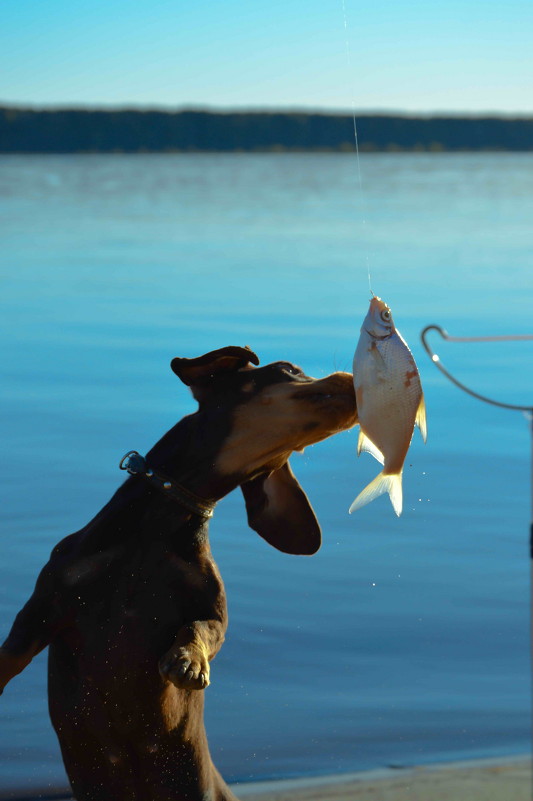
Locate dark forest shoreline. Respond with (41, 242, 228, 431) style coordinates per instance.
(1, 107, 532, 153)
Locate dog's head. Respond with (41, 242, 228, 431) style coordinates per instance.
(170, 346, 357, 555)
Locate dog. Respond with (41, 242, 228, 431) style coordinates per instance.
(0, 346, 357, 800)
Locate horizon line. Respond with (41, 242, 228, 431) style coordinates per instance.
(2, 102, 533, 119)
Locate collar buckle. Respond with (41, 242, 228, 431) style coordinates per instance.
(119, 450, 216, 520)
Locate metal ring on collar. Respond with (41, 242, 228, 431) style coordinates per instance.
(119, 450, 147, 475)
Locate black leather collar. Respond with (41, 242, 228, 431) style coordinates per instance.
(119, 451, 216, 520)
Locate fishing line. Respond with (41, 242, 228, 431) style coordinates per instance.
(340, 0, 373, 297)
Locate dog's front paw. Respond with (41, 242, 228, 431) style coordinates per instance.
(159, 645, 210, 690)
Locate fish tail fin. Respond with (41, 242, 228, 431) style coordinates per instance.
(348, 471, 403, 517)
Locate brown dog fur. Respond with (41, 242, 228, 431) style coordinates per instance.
(0, 347, 357, 801)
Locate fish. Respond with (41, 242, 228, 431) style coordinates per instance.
(349, 296, 426, 516)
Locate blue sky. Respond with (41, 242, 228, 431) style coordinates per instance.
(1, 0, 532, 113)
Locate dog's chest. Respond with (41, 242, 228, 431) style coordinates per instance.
(66, 545, 211, 664)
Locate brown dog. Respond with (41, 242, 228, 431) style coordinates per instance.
(0, 346, 357, 801)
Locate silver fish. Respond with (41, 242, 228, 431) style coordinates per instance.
(350, 297, 427, 516)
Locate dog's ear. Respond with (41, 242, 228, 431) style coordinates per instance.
(240, 461, 321, 555)
(171, 346, 259, 400)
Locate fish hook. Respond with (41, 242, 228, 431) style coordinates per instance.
(420, 324, 533, 413)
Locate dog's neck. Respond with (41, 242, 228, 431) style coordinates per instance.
(78, 475, 211, 558)
(81, 416, 236, 553)
(143, 410, 250, 504)
(135, 487, 212, 550)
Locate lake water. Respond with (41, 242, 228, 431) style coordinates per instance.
(1, 153, 532, 794)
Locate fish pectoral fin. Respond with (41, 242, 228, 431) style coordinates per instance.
(368, 343, 387, 378)
(415, 393, 427, 443)
(349, 471, 403, 517)
(357, 430, 385, 465)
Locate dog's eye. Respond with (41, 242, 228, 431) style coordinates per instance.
(279, 362, 302, 376)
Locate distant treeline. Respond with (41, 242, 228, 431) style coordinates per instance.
(1, 107, 532, 153)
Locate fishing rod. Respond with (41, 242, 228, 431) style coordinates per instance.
(421, 323, 533, 798)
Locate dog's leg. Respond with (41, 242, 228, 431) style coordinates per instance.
(0, 562, 68, 694)
(159, 619, 226, 691)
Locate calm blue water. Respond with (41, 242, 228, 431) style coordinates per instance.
(1, 153, 532, 793)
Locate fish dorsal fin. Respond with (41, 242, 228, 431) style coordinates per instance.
(357, 430, 385, 465)
(415, 394, 427, 443)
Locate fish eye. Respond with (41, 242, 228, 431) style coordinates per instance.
(380, 309, 391, 322)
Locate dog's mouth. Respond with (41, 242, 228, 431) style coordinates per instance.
(291, 372, 358, 440)
(295, 390, 335, 402)
(292, 372, 356, 407)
